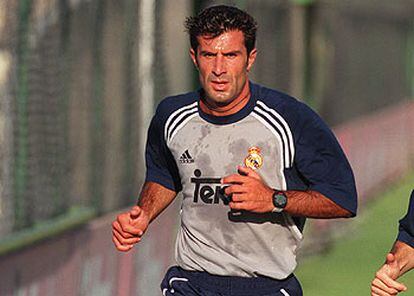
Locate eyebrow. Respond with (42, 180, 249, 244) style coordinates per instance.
(199, 50, 215, 55)
(199, 50, 243, 55)
(223, 50, 243, 55)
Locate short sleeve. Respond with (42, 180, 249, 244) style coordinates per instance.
(145, 112, 182, 192)
(397, 190, 414, 247)
(294, 104, 357, 215)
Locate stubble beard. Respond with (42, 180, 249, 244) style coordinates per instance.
(204, 77, 244, 107)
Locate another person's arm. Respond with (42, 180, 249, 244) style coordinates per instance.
(371, 190, 414, 295)
(370, 241, 414, 296)
(390, 241, 414, 277)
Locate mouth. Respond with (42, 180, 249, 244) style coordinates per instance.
(211, 80, 229, 91)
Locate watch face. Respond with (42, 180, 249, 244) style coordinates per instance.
(273, 192, 287, 208)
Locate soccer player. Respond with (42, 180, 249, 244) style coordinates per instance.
(112, 5, 357, 295)
(371, 190, 414, 296)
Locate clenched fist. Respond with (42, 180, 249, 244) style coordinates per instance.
(112, 206, 149, 252)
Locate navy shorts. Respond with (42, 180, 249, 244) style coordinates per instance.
(160, 266, 303, 296)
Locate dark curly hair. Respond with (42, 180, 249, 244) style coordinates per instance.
(184, 5, 258, 54)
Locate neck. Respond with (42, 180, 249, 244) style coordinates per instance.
(200, 82, 251, 117)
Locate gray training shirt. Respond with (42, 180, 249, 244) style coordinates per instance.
(145, 82, 357, 279)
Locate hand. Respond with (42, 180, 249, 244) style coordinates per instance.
(221, 166, 274, 213)
(112, 206, 149, 252)
(371, 253, 407, 296)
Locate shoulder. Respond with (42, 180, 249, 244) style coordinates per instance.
(154, 90, 199, 124)
(252, 83, 322, 134)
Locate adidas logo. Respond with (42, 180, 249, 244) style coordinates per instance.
(179, 149, 194, 164)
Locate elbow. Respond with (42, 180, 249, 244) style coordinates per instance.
(326, 193, 357, 218)
(339, 207, 356, 218)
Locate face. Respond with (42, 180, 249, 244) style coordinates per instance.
(190, 30, 257, 105)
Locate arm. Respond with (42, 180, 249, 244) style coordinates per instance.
(138, 181, 178, 222)
(371, 241, 414, 296)
(223, 166, 352, 218)
(112, 181, 177, 252)
(392, 240, 414, 276)
(371, 191, 414, 295)
(283, 189, 352, 218)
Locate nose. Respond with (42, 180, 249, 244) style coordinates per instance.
(212, 55, 226, 76)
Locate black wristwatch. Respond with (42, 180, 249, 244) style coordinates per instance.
(271, 190, 287, 213)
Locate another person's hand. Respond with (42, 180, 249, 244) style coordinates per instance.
(112, 206, 149, 252)
(222, 166, 274, 213)
(371, 253, 407, 296)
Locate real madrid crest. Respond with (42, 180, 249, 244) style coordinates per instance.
(244, 146, 263, 170)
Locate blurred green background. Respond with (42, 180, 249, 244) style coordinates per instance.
(297, 172, 414, 295)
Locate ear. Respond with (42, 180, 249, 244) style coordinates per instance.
(189, 48, 198, 69)
(246, 48, 257, 72)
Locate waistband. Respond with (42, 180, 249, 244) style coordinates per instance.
(172, 266, 297, 294)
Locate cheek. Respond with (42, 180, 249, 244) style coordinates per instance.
(229, 60, 247, 74)
(233, 65, 248, 80)
(199, 70, 210, 81)
(197, 63, 212, 78)
(196, 65, 208, 76)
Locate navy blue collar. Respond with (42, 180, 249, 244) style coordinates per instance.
(198, 81, 258, 125)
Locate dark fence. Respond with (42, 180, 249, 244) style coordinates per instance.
(0, 0, 413, 258)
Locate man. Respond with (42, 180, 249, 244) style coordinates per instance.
(371, 190, 414, 296)
(112, 5, 357, 295)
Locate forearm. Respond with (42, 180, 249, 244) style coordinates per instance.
(391, 240, 414, 277)
(137, 181, 177, 223)
(284, 190, 352, 218)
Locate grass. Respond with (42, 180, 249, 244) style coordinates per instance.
(296, 173, 414, 295)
